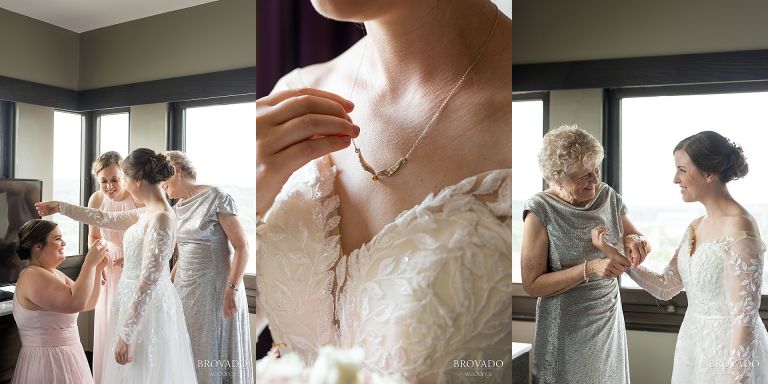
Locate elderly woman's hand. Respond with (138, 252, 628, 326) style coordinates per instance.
(589, 226, 631, 279)
(256, 88, 360, 216)
(586, 258, 629, 280)
(623, 234, 651, 268)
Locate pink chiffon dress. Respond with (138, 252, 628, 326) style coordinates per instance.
(12, 271, 93, 384)
(92, 196, 136, 383)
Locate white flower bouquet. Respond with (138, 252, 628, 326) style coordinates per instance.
(256, 345, 406, 384)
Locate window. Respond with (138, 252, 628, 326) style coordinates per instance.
(53, 111, 84, 256)
(183, 100, 256, 273)
(512, 97, 546, 283)
(98, 111, 129, 157)
(618, 91, 768, 293)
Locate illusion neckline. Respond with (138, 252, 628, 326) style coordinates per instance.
(321, 155, 510, 258)
(685, 224, 763, 258)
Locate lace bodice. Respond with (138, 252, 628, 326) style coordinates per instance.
(59, 203, 176, 345)
(627, 224, 767, 383)
(256, 156, 512, 382)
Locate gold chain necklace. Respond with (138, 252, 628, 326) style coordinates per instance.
(349, 7, 500, 181)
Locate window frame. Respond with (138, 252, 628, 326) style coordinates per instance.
(94, 107, 131, 157)
(511, 92, 549, 319)
(512, 83, 768, 332)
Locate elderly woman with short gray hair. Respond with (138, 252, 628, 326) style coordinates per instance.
(521, 124, 650, 384)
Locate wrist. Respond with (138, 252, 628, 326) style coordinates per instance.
(226, 282, 239, 291)
(584, 260, 594, 279)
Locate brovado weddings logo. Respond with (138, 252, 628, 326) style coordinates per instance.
(198, 359, 251, 368)
(453, 360, 504, 369)
(453, 359, 504, 378)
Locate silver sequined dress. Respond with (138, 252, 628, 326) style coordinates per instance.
(524, 182, 630, 384)
(174, 187, 253, 384)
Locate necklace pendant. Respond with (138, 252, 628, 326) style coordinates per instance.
(355, 147, 408, 181)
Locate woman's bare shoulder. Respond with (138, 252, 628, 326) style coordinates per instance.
(271, 39, 365, 94)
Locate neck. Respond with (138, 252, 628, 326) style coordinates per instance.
(701, 185, 736, 219)
(700, 185, 737, 219)
(175, 178, 200, 200)
(111, 189, 131, 202)
(141, 184, 170, 211)
(29, 256, 56, 272)
(360, 0, 499, 96)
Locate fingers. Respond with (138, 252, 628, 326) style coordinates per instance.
(261, 88, 354, 112)
(34, 201, 56, 216)
(273, 135, 353, 173)
(267, 94, 354, 127)
(268, 114, 359, 153)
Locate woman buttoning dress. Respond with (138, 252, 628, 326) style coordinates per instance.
(12, 220, 108, 384)
(162, 151, 253, 383)
(614, 131, 768, 383)
(87, 151, 141, 384)
(255, 0, 512, 382)
(36, 148, 197, 383)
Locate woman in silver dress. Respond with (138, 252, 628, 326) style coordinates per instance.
(162, 150, 252, 384)
(520, 125, 650, 384)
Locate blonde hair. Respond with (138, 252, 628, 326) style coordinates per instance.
(163, 151, 197, 180)
(538, 124, 604, 185)
(91, 151, 123, 177)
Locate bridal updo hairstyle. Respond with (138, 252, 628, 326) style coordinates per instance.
(122, 148, 175, 184)
(16, 219, 58, 260)
(674, 131, 749, 183)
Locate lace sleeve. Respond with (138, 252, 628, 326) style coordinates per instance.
(119, 212, 175, 344)
(59, 201, 142, 231)
(724, 236, 766, 383)
(625, 240, 684, 301)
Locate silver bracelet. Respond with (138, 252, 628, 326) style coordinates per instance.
(227, 283, 239, 291)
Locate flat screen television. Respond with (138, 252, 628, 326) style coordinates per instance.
(0, 179, 42, 286)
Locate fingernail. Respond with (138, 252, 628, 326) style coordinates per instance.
(345, 100, 355, 110)
(353, 125, 360, 135)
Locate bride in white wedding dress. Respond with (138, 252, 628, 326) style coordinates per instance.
(598, 131, 768, 384)
(255, 1, 511, 382)
(36, 149, 197, 383)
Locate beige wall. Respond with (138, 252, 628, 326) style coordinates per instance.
(0, 0, 254, 91)
(548, 89, 602, 135)
(129, 103, 168, 151)
(0, 9, 79, 89)
(513, 0, 768, 64)
(79, 0, 256, 90)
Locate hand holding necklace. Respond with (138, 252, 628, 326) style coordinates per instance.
(256, 88, 360, 216)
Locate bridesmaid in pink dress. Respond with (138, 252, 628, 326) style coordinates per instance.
(86, 151, 140, 384)
(12, 219, 108, 384)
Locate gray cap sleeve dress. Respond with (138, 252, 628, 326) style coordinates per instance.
(173, 186, 253, 383)
(524, 182, 630, 384)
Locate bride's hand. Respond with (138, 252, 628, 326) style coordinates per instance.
(623, 234, 651, 267)
(256, 88, 359, 216)
(223, 287, 237, 320)
(591, 226, 631, 268)
(34, 201, 61, 216)
(115, 337, 134, 365)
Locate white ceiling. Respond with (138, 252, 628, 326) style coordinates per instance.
(0, 0, 219, 33)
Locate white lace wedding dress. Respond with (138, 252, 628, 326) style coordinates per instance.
(59, 203, 198, 383)
(256, 156, 512, 383)
(627, 223, 768, 383)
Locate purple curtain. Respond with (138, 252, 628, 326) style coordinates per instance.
(257, 0, 365, 97)
(255, 0, 363, 359)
